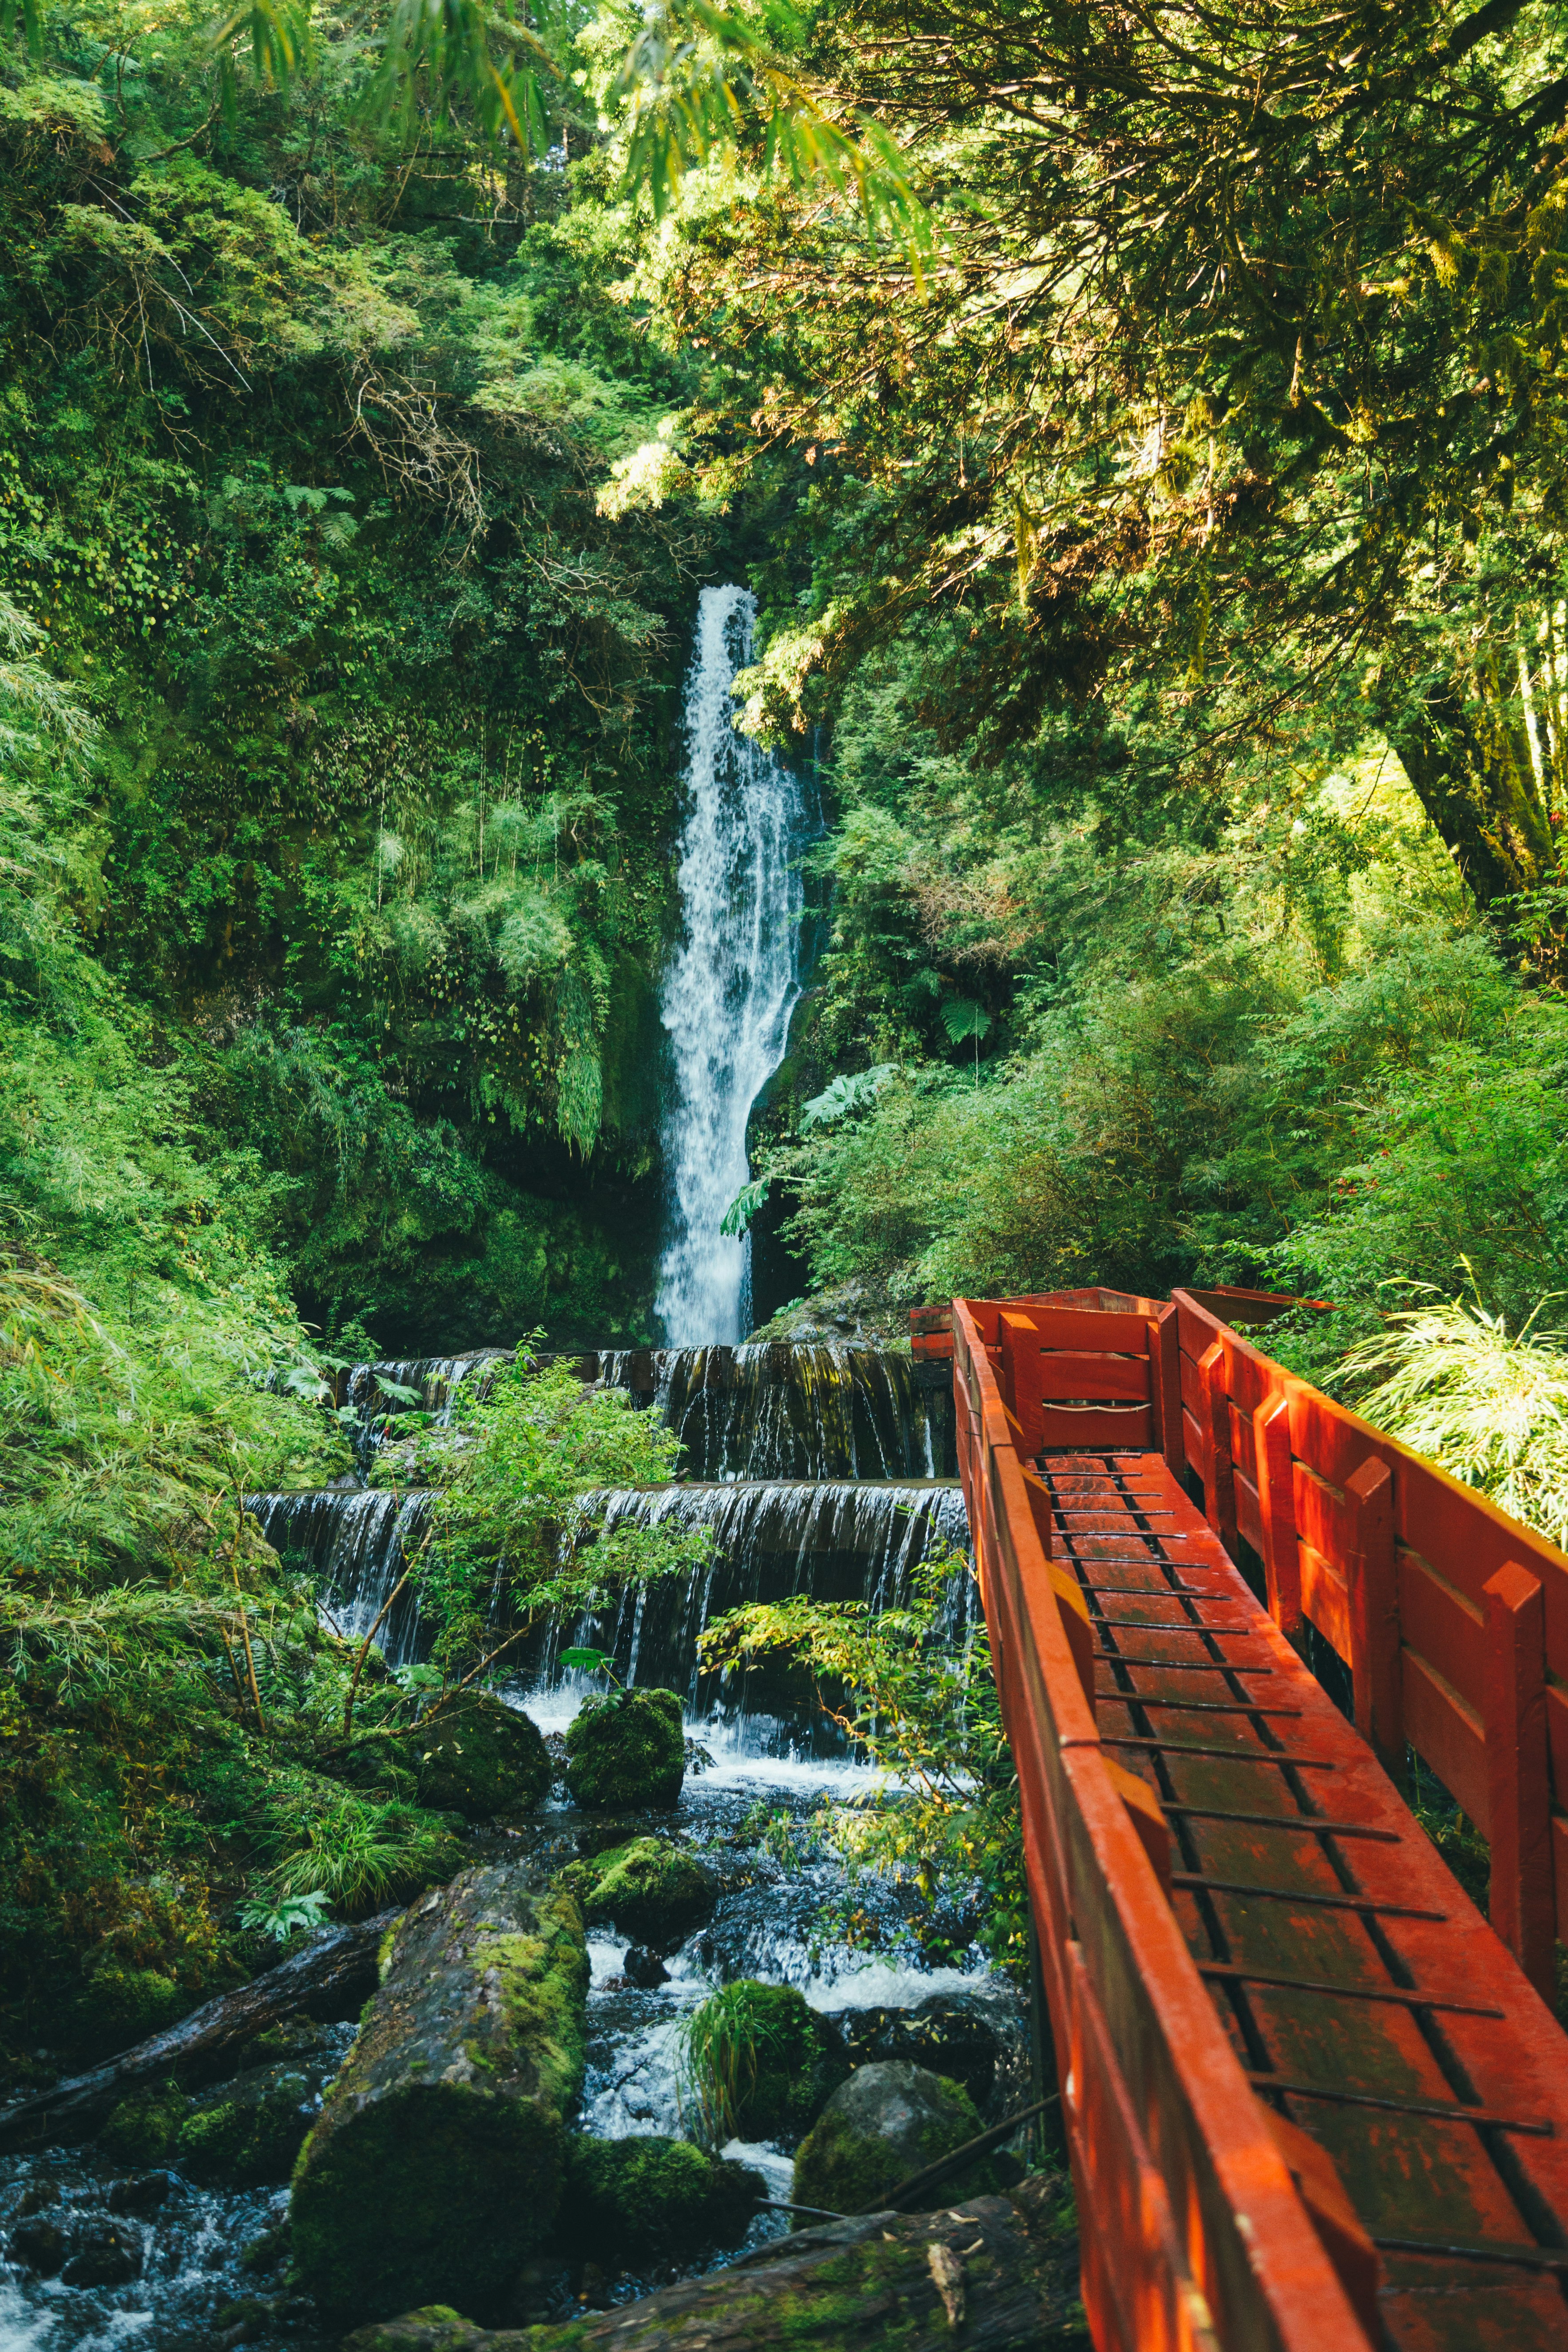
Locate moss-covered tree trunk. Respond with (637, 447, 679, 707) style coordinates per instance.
(1382, 656, 1558, 912)
(290, 1865, 588, 2323)
(340, 2187, 1081, 2352)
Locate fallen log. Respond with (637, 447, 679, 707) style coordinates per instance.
(290, 1863, 590, 2324)
(341, 2186, 1080, 2352)
(0, 1912, 397, 2152)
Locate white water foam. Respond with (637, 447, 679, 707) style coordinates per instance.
(655, 585, 812, 1346)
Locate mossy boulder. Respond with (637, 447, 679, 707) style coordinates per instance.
(79, 1964, 191, 2048)
(99, 2081, 193, 2167)
(175, 2053, 337, 2186)
(792, 2062, 992, 2218)
(290, 1863, 589, 2321)
(411, 1692, 550, 1820)
(557, 2135, 762, 2264)
(686, 1981, 849, 2144)
(564, 1689, 684, 1810)
(556, 1837, 716, 1952)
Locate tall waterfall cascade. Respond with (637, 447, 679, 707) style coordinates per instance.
(655, 584, 813, 1347)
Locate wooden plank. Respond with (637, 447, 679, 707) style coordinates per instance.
(999, 1311, 1043, 1453)
(1401, 1650, 1489, 1828)
(1395, 1552, 1485, 1717)
(1182, 1404, 1204, 1481)
(1229, 1398, 1259, 1490)
(1555, 1816, 1568, 1944)
(1484, 1563, 1556, 2003)
(1546, 1681, 1568, 1804)
(1028, 1306, 1157, 1355)
(1156, 1308, 1183, 1476)
(1235, 1464, 1265, 1561)
(1033, 1351, 1152, 1402)
(1040, 1403, 1155, 1447)
(1298, 1542, 1353, 1661)
(1180, 1346, 1204, 1423)
(1291, 1461, 1354, 1565)
(1200, 1341, 1239, 1556)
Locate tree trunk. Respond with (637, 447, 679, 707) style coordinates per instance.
(290, 1863, 589, 2325)
(1383, 663, 1557, 911)
(0, 1913, 398, 2152)
(340, 2185, 1081, 2352)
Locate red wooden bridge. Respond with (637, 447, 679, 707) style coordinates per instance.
(918, 1286, 1568, 2352)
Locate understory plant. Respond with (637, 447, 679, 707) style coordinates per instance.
(1338, 1279, 1568, 1548)
(698, 1548, 1025, 1971)
(389, 1357, 714, 1689)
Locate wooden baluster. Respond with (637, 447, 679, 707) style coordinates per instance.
(1253, 1392, 1302, 1632)
(1154, 1306, 1183, 1475)
(1346, 1458, 1402, 1772)
(1484, 1561, 1556, 2003)
(1198, 1340, 1238, 1554)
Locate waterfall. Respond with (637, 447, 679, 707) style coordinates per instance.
(246, 1488, 431, 1666)
(591, 1344, 952, 1481)
(523, 1480, 973, 1744)
(656, 584, 811, 1346)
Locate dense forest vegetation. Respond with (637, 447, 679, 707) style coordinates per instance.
(7, 0, 1568, 2136)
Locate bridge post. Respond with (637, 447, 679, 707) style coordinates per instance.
(1253, 1392, 1302, 1633)
(1198, 1340, 1239, 1554)
(1484, 1561, 1556, 2004)
(1346, 1457, 1401, 1774)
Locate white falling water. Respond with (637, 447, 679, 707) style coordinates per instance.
(656, 584, 809, 1344)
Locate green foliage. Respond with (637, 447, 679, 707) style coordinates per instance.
(700, 1549, 1027, 1971)
(262, 1792, 463, 1914)
(1337, 1280, 1568, 1548)
(677, 1977, 846, 2145)
(238, 1889, 330, 1941)
(408, 1360, 712, 1674)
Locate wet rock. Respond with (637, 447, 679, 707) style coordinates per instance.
(176, 2053, 335, 2186)
(60, 2217, 143, 2286)
(557, 1836, 717, 1952)
(831, 1997, 1000, 2109)
(107, 2169, 174, 2213)
(792, 2062, 994, 2217)
(622, 1947, 670, 1990)
(290, 1862, 589, 2320)
(684, 1981, 849, 2143)
(7, 2213, 67, 2274)
(565, 1689, 684, 1810)
(241, 2017, 336, 2068)
(413, 1692, 551, 1820)
(557, 2136, 763, 2265)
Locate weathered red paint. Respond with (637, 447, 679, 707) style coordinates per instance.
(933, 1285, 1568, 2352)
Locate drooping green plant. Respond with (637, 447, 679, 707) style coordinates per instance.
(1338, 1278, 1568, 1549)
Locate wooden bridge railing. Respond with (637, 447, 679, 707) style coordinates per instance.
(950, 1295, 1371, 2352)
(947, 1284, 1568, 2352)
(1171, 1287, 1568, 2003)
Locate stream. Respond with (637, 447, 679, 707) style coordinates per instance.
(0, 588, 1021, 2351)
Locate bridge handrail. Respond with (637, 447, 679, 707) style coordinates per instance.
(951, 1296, 1372, 2352)
(1171, 1287, 1568, 2002)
